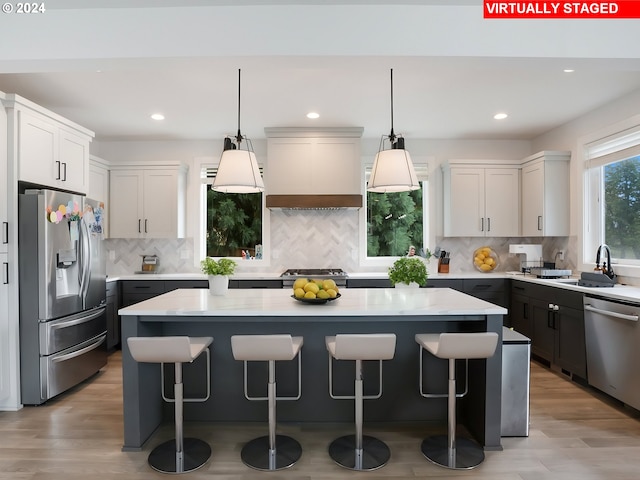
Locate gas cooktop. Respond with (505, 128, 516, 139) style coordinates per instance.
(281, 268, 348, 277)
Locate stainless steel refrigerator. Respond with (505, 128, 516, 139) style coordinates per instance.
(18, 188, 107, 405)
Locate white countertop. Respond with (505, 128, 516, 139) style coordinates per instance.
(118, 287, 508, 317)
(107, 272, 277, 281)
(505, 272, 640, 303)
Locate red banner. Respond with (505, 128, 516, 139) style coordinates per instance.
(484, 1, 640, 18)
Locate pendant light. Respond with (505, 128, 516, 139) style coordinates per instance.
(212, 69, 265, 193)
(367, 68, 420, 193)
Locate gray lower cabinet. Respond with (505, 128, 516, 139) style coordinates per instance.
(120, 280, 166, 307)
(106, 281, 120, 349)
(347, 278, 392, 288)
(165, 280, 208, 291)
(231, 279, 283, 289)
(510, 280, 586, 378)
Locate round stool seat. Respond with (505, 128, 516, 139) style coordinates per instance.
(231, 334, 303, 361)
(415, 332, 498, 360)
(326, 334, 396, 361)
(128, 336, 213, 363)
(415, 332, 498, 470)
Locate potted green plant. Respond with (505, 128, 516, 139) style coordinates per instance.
(388, 257, 428, 287)
(200, 257, 237, 295)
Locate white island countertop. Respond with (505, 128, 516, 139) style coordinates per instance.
(119, 287, 508, 318)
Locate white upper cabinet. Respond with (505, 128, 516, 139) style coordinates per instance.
(0, 100, 7, 254)
(443, 161, 520, 237)
(5, 95, 93, 194)
(521, 151, 570, 237)
(88, 156, 110, 237)
(109, 168, 180, 239)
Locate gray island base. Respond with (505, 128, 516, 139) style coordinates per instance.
(120, 288, 506, 452)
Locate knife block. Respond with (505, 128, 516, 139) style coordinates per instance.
(438, 259, 450, 274)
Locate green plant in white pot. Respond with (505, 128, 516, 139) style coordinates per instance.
(201, 257, 237, 296)
(388, 257, 428, 287)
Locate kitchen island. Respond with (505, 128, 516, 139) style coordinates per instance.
(119, 288, 506, 452)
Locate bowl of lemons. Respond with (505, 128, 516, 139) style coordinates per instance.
(292, 278, 341, 304)
(473, 246, 499, 273)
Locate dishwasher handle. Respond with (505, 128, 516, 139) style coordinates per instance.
(584, 304, 639, 322)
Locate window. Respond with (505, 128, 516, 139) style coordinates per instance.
(365, 164, 429, 258)
(603, 156, 640, 260)
(201, 166, 263, 259)
(584, 123, 640, 268)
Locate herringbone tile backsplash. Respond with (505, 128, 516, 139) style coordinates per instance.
(270, 209, 360, 271)
(433, 235, 576, 274)
(105, 211, 575, 276)
(105, 238, 198, 276)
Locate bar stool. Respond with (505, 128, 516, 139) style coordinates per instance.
(325, 333, 396, 471)
(415, 332, 499, 470)
(127, 336, 213, 474)
(230, 334, 304, 471)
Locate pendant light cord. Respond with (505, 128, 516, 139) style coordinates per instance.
(236, 68, 243, 143)
(389, 68, 395, 142)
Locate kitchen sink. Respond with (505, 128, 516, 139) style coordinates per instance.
(545, 278, 579, 285)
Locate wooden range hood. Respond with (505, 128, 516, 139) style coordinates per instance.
(266, 194, 362, 209)
(265, 127, 364, 210)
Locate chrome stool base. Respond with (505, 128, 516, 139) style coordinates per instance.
(328, 434, 391, 471)
(421, 435, 484, 470)
(240, 434, 302, 471)
(148, 437, 212, 474)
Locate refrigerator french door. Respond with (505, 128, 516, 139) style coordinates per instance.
(18, 188, 107, 405)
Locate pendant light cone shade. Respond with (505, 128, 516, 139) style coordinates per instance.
(213, 149, 264, 193)
(212, 69, 265, 193)
(367, 68, 420, 193)
(368, 148, 420, 193)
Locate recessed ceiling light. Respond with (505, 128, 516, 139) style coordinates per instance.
(494, 113, 508, 120)
(150, 113, 165, 121)
(306, 112, 320, 119)
(563, 69, 575, 73)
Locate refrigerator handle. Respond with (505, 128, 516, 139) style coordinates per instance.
(51, 335, 106, 364)
(78, 218, 92, 306)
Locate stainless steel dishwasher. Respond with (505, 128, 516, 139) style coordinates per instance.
(583, 295, 640, 410)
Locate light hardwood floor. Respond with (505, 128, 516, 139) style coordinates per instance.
(1, 351, 639, 479)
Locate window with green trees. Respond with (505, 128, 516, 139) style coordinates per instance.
(204, 184, 262, 258)
(367, 186, 424, 257)
(604, 155, 640, 260)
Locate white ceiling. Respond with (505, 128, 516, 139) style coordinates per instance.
(1, 1, 640, 142)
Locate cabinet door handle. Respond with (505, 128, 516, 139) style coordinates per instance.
(547, 310, 554, 329)
(537, 215, 543, 231)
(480, 217, 484, 232)
(2, 222, 8, 244)
(138, 219, 141, 233)
(55, 160, 61, 180)
(144, 219, 148, 233)
(487, 217, 491, 232)
(2, 262, 8, 285)
(62, 162, 67, 181)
